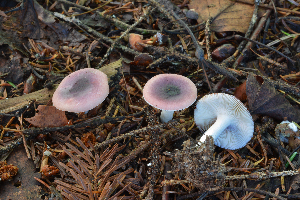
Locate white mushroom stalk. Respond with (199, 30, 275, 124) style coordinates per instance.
(195, 93, 254, 150)
(160, 110, 175, 123)
(199, 115, 233, 143)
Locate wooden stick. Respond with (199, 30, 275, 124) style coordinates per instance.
(233, 0, 300, 15)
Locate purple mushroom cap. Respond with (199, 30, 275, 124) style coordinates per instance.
(143, 74, 197, 111)
(52, 68, 109, 113)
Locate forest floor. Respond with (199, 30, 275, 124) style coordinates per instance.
(1, 0, 300, 199)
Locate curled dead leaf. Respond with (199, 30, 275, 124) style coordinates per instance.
(25, 105, 68, 127)
(246, 74, 300, 122)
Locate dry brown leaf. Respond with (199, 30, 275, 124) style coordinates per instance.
(246, 74, 300, 122)
(189, 0, 256, 33)
(130, 53, 153, 66)
(25, 105, 68, 127)
(234, 80, 247, 101)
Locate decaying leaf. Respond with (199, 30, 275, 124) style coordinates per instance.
(0, 0, 86, 54)
(234, 80, 247, 101)
(246, 74, 300, 122)
(130, 53, 153, 66)
(25, 105, 68, 127)
(99, 58, 123, 80)
(188, 0, 258, 33)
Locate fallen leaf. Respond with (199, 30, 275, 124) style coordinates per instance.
(99, 58, 123, 80)
(25, 105, 68, 127)
(246, 74, 300, 122)
(189, 0, 258, 33)
(23, 74, 37, 94)
(130, 53, 153, 66)
(0, 0, 86, 54)
(234, 80, 247, 101)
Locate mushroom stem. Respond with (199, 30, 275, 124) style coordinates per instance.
(199, 115, 232, 142)
(160, 110, 175, 123)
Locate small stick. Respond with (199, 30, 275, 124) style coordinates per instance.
(205, 18, 214, 61)
(232, 7, 271, 68)
(57, 0, 158, 34)
(171, 11, 213, 91)
(222, 0, 260, 68)
(98, 7, 154, 68)
(237, 35, 296, 64)
(171, 10, 238, 82)
(21, 132, 31, 159)
(233, 0, 300, 15)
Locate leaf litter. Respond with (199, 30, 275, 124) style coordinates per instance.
(0, 0, 300, 199)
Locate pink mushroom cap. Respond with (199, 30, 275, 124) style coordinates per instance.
(52, 68, 109, 113)
(143, 74, 197, 111)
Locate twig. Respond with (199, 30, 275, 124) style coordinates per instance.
(205, 18, 213, 61)
(233, 0, 300, 15)
(163, 23, 205, 35)
(53, 12, 141, 56)
(236, 35, 296, 64)
(148, 0, 184, 29)
(222, 0, 260, 68)
(171, 11, 238, 82)
(233, 2, 266, 68)
(98, 7, 155, 68)
(177, 186, 286, 200)
(0, 111, 144, 154)
(57, 0, 158, 34)
(203, 4, 234, 61)
(228, 69, 300, 98)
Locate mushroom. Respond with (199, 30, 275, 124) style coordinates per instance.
(52, 68, 109, 113)
(143, 74, 197, 123)
(194, 93, 254, 150)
